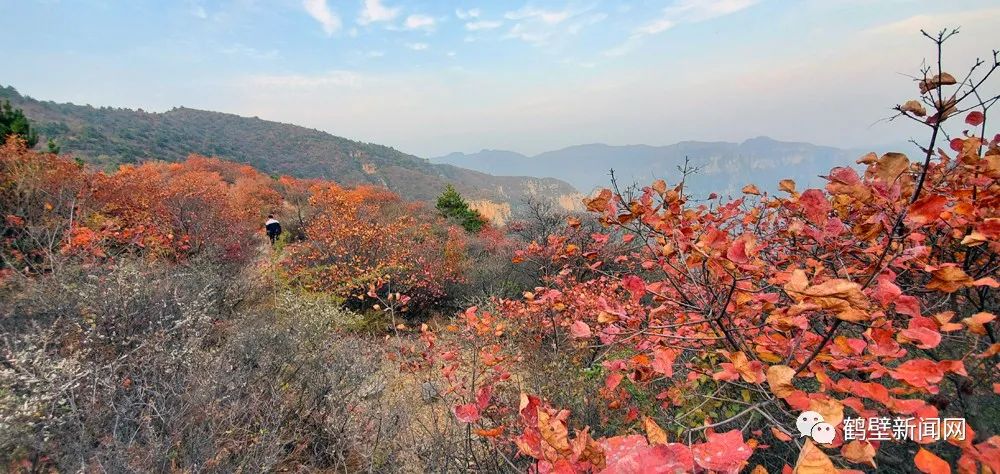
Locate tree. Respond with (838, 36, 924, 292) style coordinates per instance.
(436, 184, 486, 233)
(0, 100, 39, 148)
(46, 139, 60, 154)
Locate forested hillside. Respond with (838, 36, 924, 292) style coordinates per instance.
(0, 86, 580, 207)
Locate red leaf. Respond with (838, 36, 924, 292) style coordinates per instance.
(899, 326, 941, 349)
(914, 448, 950, 474)
(966, 111, 985, 126)
(872, 275, 901, 306)
(907, 195, 948, 226)
(621, 275, 646, 298)
(601, 439, 694, 474)
(605, 372, 624, 391)
(453, 404, 480, 423)
(570, 320, 593, 339)
(726, 238, 749, 264)
(476, 385, 493, 410)
(651, 347, 677, 378)
(692, 430, 753, 473)
(951, 138, 965, 152)
(799, 189, 831, 225)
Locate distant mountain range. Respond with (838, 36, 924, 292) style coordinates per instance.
(0, 86, 580, 220)
(433, 138, 880, 197)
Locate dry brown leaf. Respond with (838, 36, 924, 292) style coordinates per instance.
(875, 152, 910, 183)
(767, 365, 796, 398)
(841, 440, 877, 468)
(901, 100, 927, 117)
(919, 72, 957, 94)
(794, 439, 837, 474)
(642, 416, 668, 445)
(808, 398, 844, 427)
(926, 265, 973, 293)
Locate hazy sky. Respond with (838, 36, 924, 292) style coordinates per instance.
(4, 0, 999, 157)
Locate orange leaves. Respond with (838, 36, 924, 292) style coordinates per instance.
(926, 265, 973, 293)
(474, 426, 504, 438)
(793, 439, 836, 474)
(914, 448, 951, 474)
(651, 347, 677, 378)
(641, 416, 668, 445)
(874, 152, 910, 183)
(583, 188, 613, 213)
(842, 440, 877, 468)
(537, 409, 571, 452)
(963, 312, 996, 335)
(767, 364, 796, 398)
(889, 359, 966, 392)
(808, 397, 844, 427)
(283, 181, 467, 309)
(784, 269, 870, 322)
(714, 351, 765, 384)
(906, 195, 948, 226)
(514, 397, 608, 472)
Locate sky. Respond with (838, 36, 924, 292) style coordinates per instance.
(4, 0, 999, 157)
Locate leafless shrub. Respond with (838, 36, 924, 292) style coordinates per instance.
(0, 259, 408, 473)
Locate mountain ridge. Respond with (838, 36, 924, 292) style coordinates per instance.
(432, 136, 871, 196)
(0, 85, 581, 213)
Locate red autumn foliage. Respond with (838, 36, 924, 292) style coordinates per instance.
(412, 98, 1000, 471)
(280, 181, 468, 312)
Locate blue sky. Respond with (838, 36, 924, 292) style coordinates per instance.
(4, 0, 999, 156)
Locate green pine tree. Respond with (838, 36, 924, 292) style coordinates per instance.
(436, 184, 486, 233)
(0, 100, 39, 147)
(47, 139, 61, 154)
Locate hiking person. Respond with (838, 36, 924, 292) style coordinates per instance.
(265, 214, 282, 244)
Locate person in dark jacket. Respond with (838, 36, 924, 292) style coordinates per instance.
(265, 215, 282, 244)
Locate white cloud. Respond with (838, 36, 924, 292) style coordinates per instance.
(191, 4, 207, 19)
(505, 23, 551, 45)
(634, 18, 674, 35)
(359, 0, 400, 25)
(303, 0, 342, 35)
(505, 6, 573, 25)
(465, 20, 502, 31)
(249, 70, 362, 88)
(609, 0, 757, 57)
(567, 12, 607, 34)
(364, 50, 385, 58)
(405, 42, 429, 51)
(404, 14, 436, 30)
(219, 43, 279, 59)
(501, 5, 600, 46)
(455, 8, 480, 20)
(636, 0, 757, 35)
